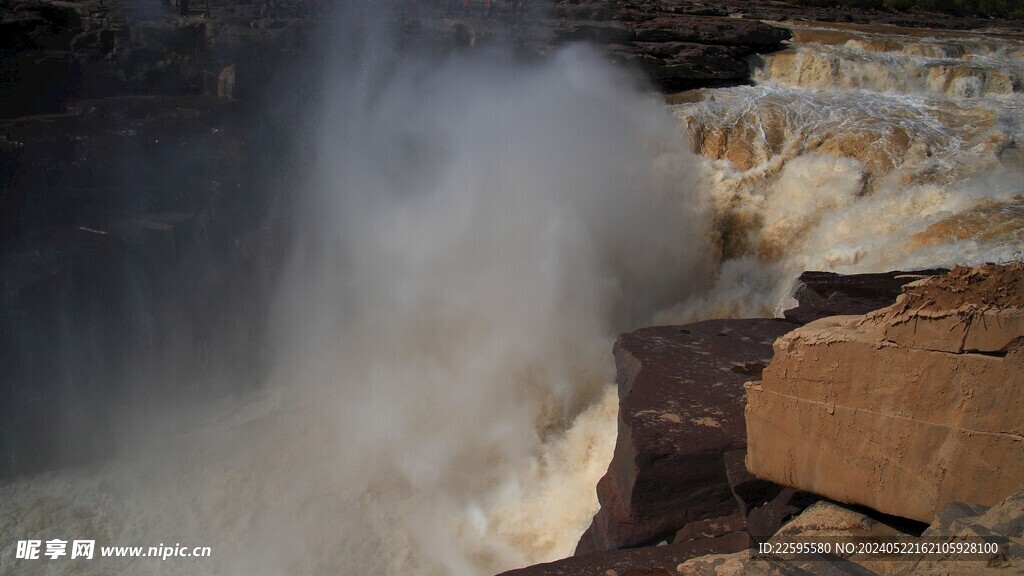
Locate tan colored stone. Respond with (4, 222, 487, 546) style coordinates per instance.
(676, 552, 775, 576)
(745, 264, 1024, 523)
(867, 264, 1024, 354)
(676, 490, 1024, 576)
(898, 490, 1024, 575)
(770, 501, 899, 542)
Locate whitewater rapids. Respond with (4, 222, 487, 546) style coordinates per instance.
(664, 21, 1024, 321)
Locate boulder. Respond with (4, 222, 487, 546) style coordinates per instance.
(576, 319, 798, 554)
(746, 264, 1024, 523)
(678, 501, 900, 576)
(677, 489, 1024, 576)
(905, 490, 1024, 575)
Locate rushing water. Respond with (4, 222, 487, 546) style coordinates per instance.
(2, 14, 1022, 576)
(664, 21, 1024, 321)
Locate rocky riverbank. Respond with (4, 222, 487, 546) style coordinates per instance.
(504, 263, 1024, 575)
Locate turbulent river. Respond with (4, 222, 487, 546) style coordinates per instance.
(665, 21, 1024, 321)
(2, 15, 1022, 576)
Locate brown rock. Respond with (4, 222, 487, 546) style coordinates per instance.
(576, 319, 797, 553)
(575, 269, 931, 558)
(870, 265, 1024, 354)
(724, 447, 820, 544)
(904, 490, 1024, 575)
(500, 533, 752, 576)
(746, 264, 1024, 523)
(677, 501, 896, 576)
(551, 2, 791, 91)
(674, 511, 747, 543)
(782, 269, 947, 326)
(769, 501, 904, 542)
(677, 489, 1024, 576)
(677, 551, 878, 576)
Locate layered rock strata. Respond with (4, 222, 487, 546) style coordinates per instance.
(552, 3, 792, 91)
(746, 264, 1024, 523)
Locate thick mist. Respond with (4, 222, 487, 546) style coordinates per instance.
(261, 14, 713, 571)
(0, 7, 713, 576)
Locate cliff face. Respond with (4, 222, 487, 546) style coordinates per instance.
(575, 320, 800, 554)
(573, 270, 947, 557)
(0, 0, 315, 476)
(746, 264, 1024, 523)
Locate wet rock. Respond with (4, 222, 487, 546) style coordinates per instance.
(746, 264, 1024, 523)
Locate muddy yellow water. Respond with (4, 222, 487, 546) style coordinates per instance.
(670, 21, 1023, 282)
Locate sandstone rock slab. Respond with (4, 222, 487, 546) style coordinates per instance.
(746, 264, 1024, 523)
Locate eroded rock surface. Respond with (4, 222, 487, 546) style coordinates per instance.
(746, 264, 1024, 523)
(575, 320, 801, 554)
(783, 270, 947, 325)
